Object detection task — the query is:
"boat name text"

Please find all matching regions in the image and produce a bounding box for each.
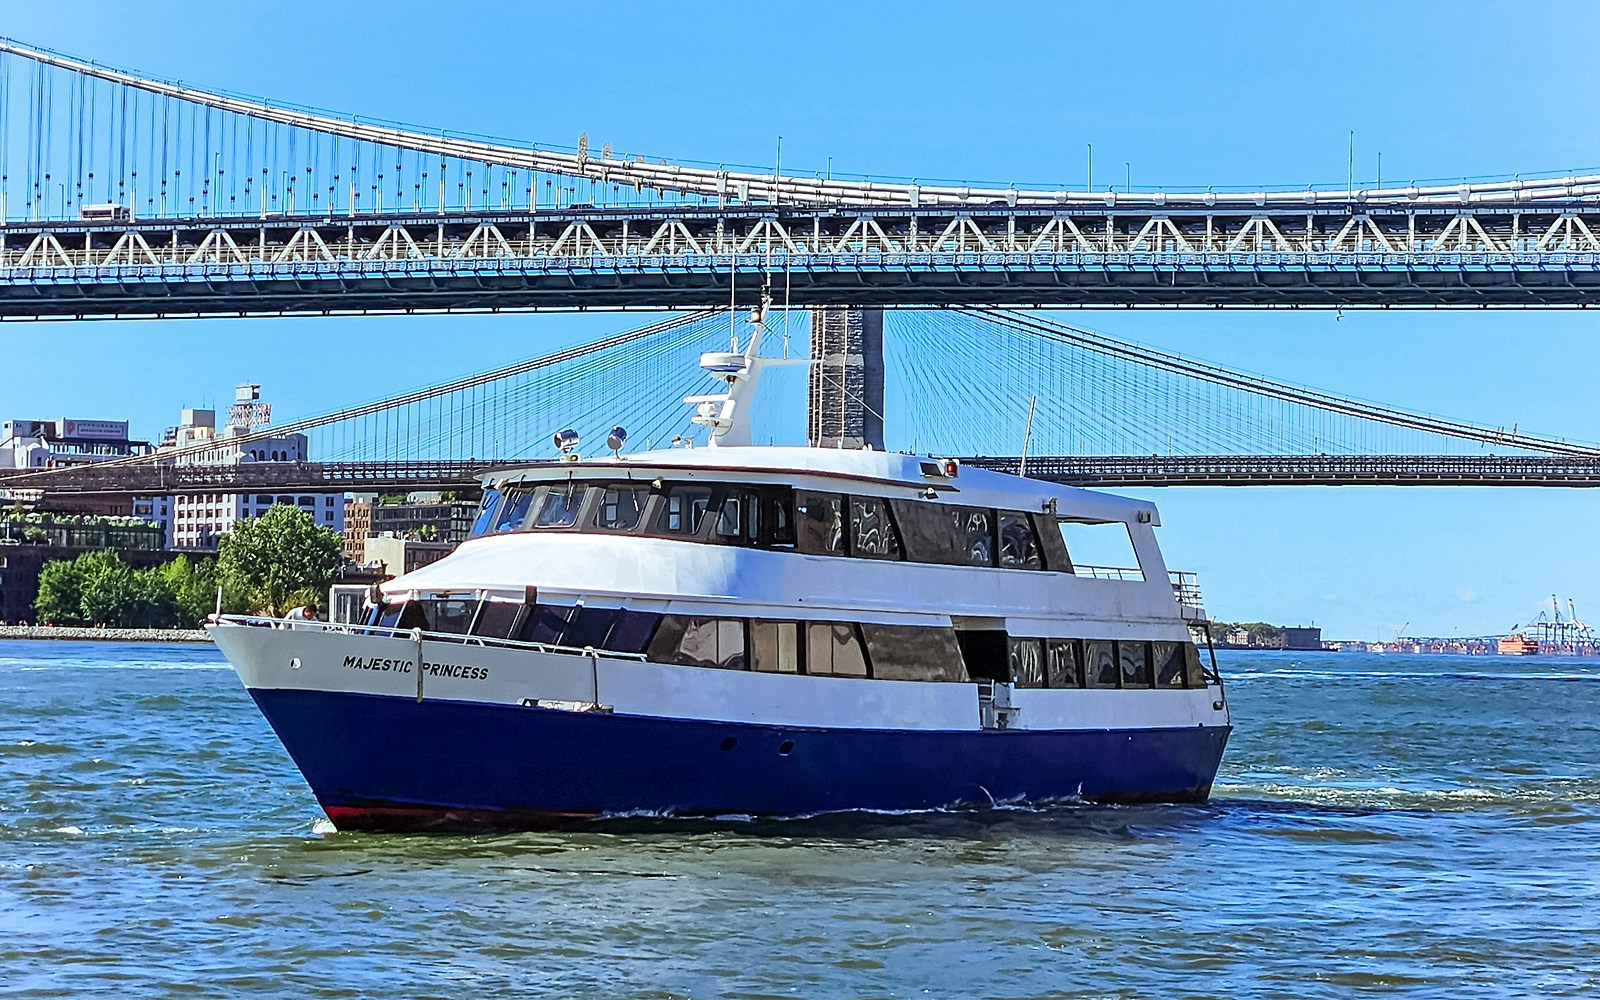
[342,655,489,681]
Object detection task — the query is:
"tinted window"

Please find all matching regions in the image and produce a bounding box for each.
[1085,639,1119,688]
[564,607,617,648]
[534,487,582,528]
[595,486,649,531]
[859,624,968,682]
[1046,640,1083,688]
[850,496,902,560]
[808,622,869,677]
[518,604,575,645]
[1009,637,1045,687]
[1120,641,1151,687]
[420,599,477,635]
[715,491,761,544]
[1154,641,1187,687]
[607,611,660,653]
[765,493,796,548]
[889,499,960,564]
[494,491,534,532]
[1185,643,1207,688]
[660,487,713,535]
[649,616,745,669]
[796,492,844,554]
[473,600,522,639]
[999,513,1042,570]
[752,620,801,673]
[958,508,994,566]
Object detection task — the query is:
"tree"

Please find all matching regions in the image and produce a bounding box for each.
[157,555,248,626]
[218,505,346,616]
[34,557,86,625]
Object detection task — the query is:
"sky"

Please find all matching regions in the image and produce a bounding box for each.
[2,0,1598,639]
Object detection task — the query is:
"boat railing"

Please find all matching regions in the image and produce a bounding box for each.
[207,613,650,661]
[1168,570,1205,616]
[1072,564,1145,582]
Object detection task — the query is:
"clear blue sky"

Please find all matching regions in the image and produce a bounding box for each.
[4,0,1598,639]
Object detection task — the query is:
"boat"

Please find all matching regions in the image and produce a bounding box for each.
[1496,634,1538,656]
[208,307,1233,830]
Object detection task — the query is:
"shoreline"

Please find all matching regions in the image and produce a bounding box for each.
[0,625,211,643]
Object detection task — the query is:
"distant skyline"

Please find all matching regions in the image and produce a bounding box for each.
[3,0,1598,639]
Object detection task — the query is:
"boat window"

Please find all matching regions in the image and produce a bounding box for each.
[1046,639,1083,688]
[563,607,617,649]
[1154,641,1187,687]
[660,486,714,535]
[517,604,575,645]
[850,496,903,560]
[1009,637,1046,687]
[470,489,502,537]
[533,485,582,528]
[472,600,522,639]
[1084,639,1119,688]
[955,629,1011,682]
[419,598,477,635]
[376,602,405,630]
[807,622,870,677]
[859,624,968,682]
[494,490,534,532]
[1057,519,1144,581]
[649,616,746,669]
[796,491,844,554]
[958,508,995,567]
[751,620,801,673]
[889,499,960,564]
[715,490,764,544]
[999,513,1042,570]
[765,492,796,548]
[1120,641,1151,688]
[1032,513,1072,572]
[1184,642,1207,688]
[607,611,660,654]
[595,485,649,531]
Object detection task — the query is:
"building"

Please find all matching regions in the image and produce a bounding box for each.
[343,497,374,563]
[0,516,167,624]
[1,417,156,518]
[1281,626,1324,651]
[159,385,344,550]
[370,492,478,545]
[363,534,453,576]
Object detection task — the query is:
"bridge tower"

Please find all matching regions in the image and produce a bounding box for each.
[808,308,885,450]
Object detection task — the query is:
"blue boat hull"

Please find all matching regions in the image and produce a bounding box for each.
[251,689,1232,831]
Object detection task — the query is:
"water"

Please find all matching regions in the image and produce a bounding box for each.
[2,641,1598,998]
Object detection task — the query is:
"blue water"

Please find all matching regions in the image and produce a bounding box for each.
[2,641,1598,998]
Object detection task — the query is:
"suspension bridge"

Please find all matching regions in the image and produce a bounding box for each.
[1,37,1599,316]
[5,308,1598,499]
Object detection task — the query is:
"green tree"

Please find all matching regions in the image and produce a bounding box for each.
[157,555,248,626]
[218,505,346,616]
[34,557,86,625]
[77,550,140,626]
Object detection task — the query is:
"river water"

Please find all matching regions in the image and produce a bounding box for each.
[1,640,1596,998]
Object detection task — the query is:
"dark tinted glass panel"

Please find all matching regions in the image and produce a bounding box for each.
[595,486,649,531]
[796,492,844,554]
[752,620,801,673]
[959,508,994,566]
[421,599,476,635]
[1085,640,1119,688]
[472,601,521,639]
[1185,643,1207,687]
[1154,641,1187,687]
[1009,638,1046,687]
[518,604,575,645]
[859,624,968,682]
[766,493,796,548]
[850,496,902,560]
[1033,513,1072,572]
[564,607,617,649]
[647,615,690,663]
[1047,640,1082,689]
[1120,641,1151,687]
[534,487,582,528]
[649,616,745,669]
[377,603,404,629]
[494,491,533,532]
[470,489,501,537]
[607,611,660,653]
[661,487,713,535]
[999,513,1042,570]
[889,499,960,564]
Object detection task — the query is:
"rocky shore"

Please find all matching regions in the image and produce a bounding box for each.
[0,625,211,643]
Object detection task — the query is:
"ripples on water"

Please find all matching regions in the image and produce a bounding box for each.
[2,640,1597,997]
